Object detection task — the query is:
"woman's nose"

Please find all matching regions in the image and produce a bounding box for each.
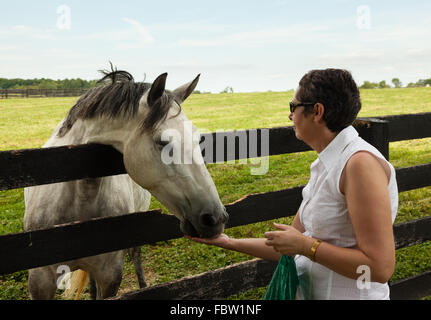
[289,112,293,121]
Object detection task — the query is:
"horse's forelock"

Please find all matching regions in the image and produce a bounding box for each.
[141,92,182,133]
[57,69,177,137]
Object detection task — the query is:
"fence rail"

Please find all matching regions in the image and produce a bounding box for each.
[4,113,431,191]
[1,198,430,276]
[0,112,430,299]
[0,88,89,99]
[0,113,408,190]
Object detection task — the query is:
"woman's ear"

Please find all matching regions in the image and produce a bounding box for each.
[314,103,325,122]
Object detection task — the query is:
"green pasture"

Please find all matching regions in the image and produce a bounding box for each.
[0,87,431,300]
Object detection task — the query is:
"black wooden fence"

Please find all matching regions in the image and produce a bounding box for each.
[0,112,431,300]
[0,88,89,99]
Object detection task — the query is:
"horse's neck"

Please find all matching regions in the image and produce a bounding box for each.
[39,117,136,218]
[44,117,135,153]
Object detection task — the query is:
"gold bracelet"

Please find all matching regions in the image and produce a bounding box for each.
[310,239,322,262]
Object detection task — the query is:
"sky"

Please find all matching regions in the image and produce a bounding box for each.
[0,0,430,93]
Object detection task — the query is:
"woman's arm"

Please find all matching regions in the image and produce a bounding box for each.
[265,152,396,283]
[338,151,395,282]
[186,211,304,262]
[185,234,282,261]
[291,209,305,233]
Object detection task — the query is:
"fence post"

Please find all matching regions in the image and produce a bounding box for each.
[358,118,390,160]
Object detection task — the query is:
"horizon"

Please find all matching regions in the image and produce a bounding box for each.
[0,75,429,92]
[1,0,430,93]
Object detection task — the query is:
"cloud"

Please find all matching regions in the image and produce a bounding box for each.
[0,25,56,40]
[148,19,228,34]
[406,48,431,58]
[317,50,387,65]
[176,26,310,47]
[122,17,154,45]
[174,18,352,48]
[70,18,154,49]
[266,73,287,79]
[163,61,254,71]
[0,45,17,51]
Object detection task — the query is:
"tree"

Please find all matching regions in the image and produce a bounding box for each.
[416,78,431,87]
[391,78,402,88]
[221,86,234,93]
[405,78,431,87]
[378,80,390,89]
[360,81,378,89]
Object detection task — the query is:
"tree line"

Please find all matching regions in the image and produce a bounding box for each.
[0,78,99,90]
[1,76,430,91]
[360,77,431,89]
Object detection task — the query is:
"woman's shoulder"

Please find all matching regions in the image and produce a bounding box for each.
[344,150,391,186]
[348,136,387,157]
[339,148,392,195]
[345,150,382,172]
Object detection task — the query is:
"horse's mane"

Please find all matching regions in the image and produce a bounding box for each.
[58,64,174,137]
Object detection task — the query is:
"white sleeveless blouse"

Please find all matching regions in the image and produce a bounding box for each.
[295,125,398,300]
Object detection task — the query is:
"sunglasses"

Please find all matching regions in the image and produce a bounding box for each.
[289,101,316,113]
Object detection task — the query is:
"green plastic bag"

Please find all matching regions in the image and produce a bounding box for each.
[263,254,299,300]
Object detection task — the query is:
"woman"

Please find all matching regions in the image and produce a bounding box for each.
[186,69,398,300]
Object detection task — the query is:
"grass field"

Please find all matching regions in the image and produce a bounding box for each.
[1,87,431,300]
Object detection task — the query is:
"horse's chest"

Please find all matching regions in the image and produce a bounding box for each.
[75,177,134,218]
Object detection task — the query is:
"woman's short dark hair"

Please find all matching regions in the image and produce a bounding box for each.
[297,68,362,132]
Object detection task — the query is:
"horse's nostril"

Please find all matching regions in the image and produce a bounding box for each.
[200,213,217,227]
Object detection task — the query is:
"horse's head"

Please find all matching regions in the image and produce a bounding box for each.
[123,73,228,238]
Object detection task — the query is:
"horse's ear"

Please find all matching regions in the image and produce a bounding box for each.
[148,73,168,106]
[172,74,200,104]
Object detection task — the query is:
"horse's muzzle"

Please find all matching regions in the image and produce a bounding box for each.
[180,208,228,239]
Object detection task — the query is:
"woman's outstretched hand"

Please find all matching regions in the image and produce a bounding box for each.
[184,233,231,249]
[264,223,312,256]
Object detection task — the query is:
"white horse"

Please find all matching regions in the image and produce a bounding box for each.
[23,67,228,299]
